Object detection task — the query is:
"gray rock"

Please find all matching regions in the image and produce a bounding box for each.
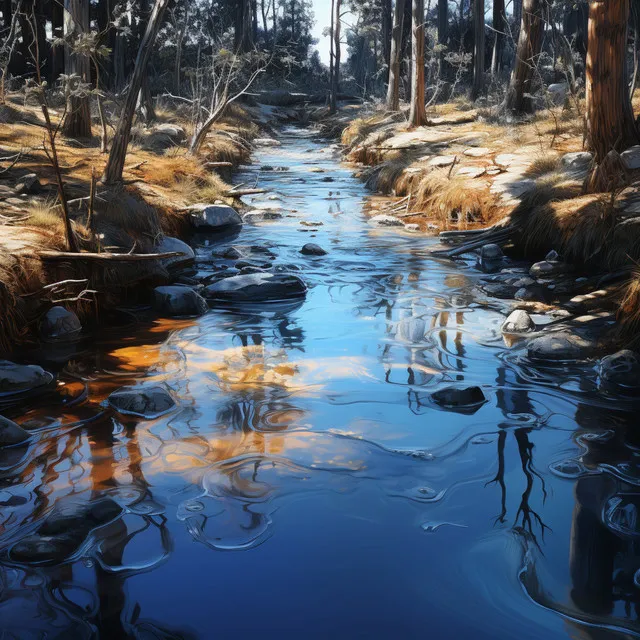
[530,260,572,278]
[431,386,487,413]
[405,223,420,232]
[242,210,283,223]
[156,236,195,271]
[154,123,186,143]
[598,350,640,390]
[204,272,307,303]
[370,214,404,227]
[235,259,272,270]
[515,287,542,301]
[480,243,504,261]
[501,310,536,334]
[0,361,53,396]
[561,152,593,171]
[14,173,41,194]
[547,82,569,105]
[108,385,177,418]
[300,243,327,256]
[481,283,517,299]
[39,306,82,342]
[527,332,596,362]
[190,205,242,231]
[221,246,244,260]
[545,249,560,262]
[621,145,640,170]
[0,416,30,447]
[153,286,208,317]
[513,276,536,288]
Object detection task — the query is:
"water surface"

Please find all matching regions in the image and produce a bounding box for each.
[1,128,639,639]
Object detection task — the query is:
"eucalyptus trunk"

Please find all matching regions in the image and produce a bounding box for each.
[408,0,426,126]
[385,0,406,110]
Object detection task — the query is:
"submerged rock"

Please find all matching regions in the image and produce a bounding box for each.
[153,285,208,318]
[527,332,596,362]
[190,205,242,231]
[530,260,572,278]
[501,310,535,334]
[300,243,327,256]
[221,246,244,260]
[480,244,504,261]
[156,236,195,271]
[243,210,283,223]
[108,385,177,418]
[9,496,123,566]
[0,416,30,447]
[598,350,640,390]
[0,361,53,397]
[204,273,307,303]
[39,306,82,342]
[370,214,404,227]
[431,386,487,413]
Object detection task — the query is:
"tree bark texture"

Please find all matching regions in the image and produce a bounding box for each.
[386,0,406,110]
[330,0,341,114]
[491,0,506,75]
[472,0,485,99]
[409,0,426,126]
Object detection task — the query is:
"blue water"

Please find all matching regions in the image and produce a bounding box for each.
[1,128,639,639]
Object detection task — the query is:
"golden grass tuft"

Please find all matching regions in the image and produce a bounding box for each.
[523,154,561,178]
[618,274,640,348]
[364,156,412,193]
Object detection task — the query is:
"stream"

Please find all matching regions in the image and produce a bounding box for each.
[1,127,639,639]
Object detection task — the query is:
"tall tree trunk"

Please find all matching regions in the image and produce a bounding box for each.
[62,0,92,138]
[102,0,170,185]
[386,0,406,110]
[409,0,425,126]
[50,0,65,83]
[471,0,485,99]
[585,0,639,191]
[513,0,523,39]
[251,0,258,42]
[112,7,127,92]
[491,0,506,75]
[329,0,334,83]
[136,0,156,123]
[381,0,392,72]
[437,0,448,77]
[504,0,544,114]
[330,0,341,114]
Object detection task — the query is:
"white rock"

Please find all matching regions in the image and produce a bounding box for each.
[463,147,491,158]
[429,155,457,167]
[501,310,536,334]
[370,214,404,227]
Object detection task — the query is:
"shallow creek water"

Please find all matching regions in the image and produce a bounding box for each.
[1,127,640,639]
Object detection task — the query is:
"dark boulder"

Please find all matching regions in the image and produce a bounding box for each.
[204,273,307,303]
[108,385,177,419]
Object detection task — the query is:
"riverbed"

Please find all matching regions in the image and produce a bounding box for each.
[1,127,638,639]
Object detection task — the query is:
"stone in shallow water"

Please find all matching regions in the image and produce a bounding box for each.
[598,350,640,390]
[0,360,53,397]
[369,214,404,227]
[243,210,283,223]
[430,386,487,413]
[221,246,244,260]
[527,331,595,362]
[0,416,30,447]
[204,272,307,303]
[153,285,208,318]
[108,385,177,418]
[39,306,82,342]
[9,497,123,565]
[604,496,640,537]
[156,236,195,271]
[480,243,504,261]
[530,260,572,278]
[190,205,242,231]
[300,243,327,256]
[501,310,535,334]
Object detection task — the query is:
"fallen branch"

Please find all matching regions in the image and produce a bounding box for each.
[224,188,268,197]
[37,250,181,262]
[205,161,234,168]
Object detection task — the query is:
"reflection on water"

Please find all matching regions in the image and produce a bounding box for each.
[1,128,639,639]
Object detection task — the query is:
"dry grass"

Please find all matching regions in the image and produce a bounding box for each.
[523,154,561,179]
[618,274,640,348]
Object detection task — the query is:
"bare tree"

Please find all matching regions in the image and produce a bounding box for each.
[491,0,506,76]
[101,0,171,185]
[505,0,545,114]
[385,0,406,110]
[409,0,426,126]
[471,0,485,99]
[329,0,342,114]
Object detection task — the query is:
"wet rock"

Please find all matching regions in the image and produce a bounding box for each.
[545,249,560,262]
[235,259,272,270]
[0,361,53,397]
[321,176,335,182]
[9,496,123,566]
[204,273,307,303]
[530,260,572,278]
[300,243,327,256]
[0,416,30,447]
[598,350,640,390]
[153,285,208,318]
[527,331,596,362]
[513,276,535,288]
[190,205,242,231]
[515,286,543,302]
[239,265,269,274]
[108,384,177,418]
[501,310,535,334]
[478,243,504,271]
[621,145,640,170]
[254,138,281,147]
[14,173,41,194]
[39,306,82,342]
[370,214,404,227]
[156,236,195,271]
[481,283,517,299]
[242,210,283,223]
[221,246,244,260]
[431,386,487,413]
